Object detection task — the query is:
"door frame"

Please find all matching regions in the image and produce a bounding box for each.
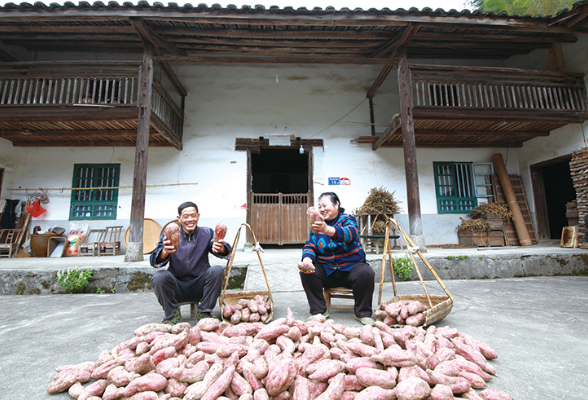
[236,137,323,245]
[530,154,572,240]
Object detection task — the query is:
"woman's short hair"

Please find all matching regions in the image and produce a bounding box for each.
[318,192,345,213]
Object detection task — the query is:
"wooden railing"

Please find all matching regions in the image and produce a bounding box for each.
[411,65,588,111]
[0,75,138,106]
[152,79,183,139]
[0,63,184,142]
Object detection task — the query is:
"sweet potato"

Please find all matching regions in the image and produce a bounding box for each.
[253,388,270,400]
[427,370,471,394]
[292,375,311,400]
[68,382,85,399]
[241,360,264,392]
[341,391,358,400]
[461,388,484,400]
[213,222,228,242]
[477,389,514,400]
[165,378,188,397]
[169,359,210,383]
[152,346,177,366]
[394,377,431,400]
[78,379,109,400]
[165,223,180,251]
[345,357,379,374]
[458,370,487,389]
[255,324,289,341]
[231,371,253,396]
[355,367,397,390]
[355,386,397,400]
[197,317,220,332]
[134,323,172,337]
[53,368,91,384]
[184,361,224,400]
[102,383,124,400]
[90,359,121,380]
[122,373,168,397]
[56,361,96,374]
[108,365,139,387]
[429,384,454,400]
[128,391,159,400]
[346,341,381,358]
[201,364,236,400]
[307,359,345,382]
[371,345,418,367]
[315,372,346,400]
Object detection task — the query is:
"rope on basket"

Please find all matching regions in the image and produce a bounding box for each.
[220,223,273,307]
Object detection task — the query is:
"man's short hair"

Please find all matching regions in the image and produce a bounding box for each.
[178,201,199,216]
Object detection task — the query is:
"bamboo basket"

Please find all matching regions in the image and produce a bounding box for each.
[219,223,274,324]
[377,217,453,327]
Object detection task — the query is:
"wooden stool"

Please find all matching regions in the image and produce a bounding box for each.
[178,301,198,318]
[324,287,354,313]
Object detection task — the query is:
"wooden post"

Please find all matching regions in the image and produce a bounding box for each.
[397,48,425,248]
[125,44,154,262]
[492,153,532,246]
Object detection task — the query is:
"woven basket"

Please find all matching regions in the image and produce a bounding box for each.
[378,294,453,327]
[377,217,454,327]
[219,223,274,325]
[219,290,274,325]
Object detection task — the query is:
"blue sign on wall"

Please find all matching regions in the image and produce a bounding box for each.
[328,177,351,185]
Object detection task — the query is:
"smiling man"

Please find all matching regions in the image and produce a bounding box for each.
[150,201,231,324]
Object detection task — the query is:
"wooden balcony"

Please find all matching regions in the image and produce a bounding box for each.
[356,65,588,149]
[0,62,183,149]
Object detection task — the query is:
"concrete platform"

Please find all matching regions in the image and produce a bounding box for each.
[1,276,586,400]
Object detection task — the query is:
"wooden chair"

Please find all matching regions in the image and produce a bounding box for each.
[98,226,123,256]
[324,286,354,313]
[78,228,106,257]
[0,229,24,258]
[178,301,199,318]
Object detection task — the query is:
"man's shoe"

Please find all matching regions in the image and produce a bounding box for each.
[356,316,375,326]
[162,308,181,325]
[307,312,329,321]
[195,312,213,321]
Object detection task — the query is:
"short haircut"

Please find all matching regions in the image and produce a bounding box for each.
[178,201,199,216]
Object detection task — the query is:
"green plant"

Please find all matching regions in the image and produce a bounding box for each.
[56,268,93,294]
[447,255,456,260]
[392,256,413,281]
[111,288,116,293]
[493,257,498,261]
[458,255,469,260]
[96,287,105,294]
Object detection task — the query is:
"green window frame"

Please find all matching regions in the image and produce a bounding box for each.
[433,162,478,214]
[69,163,120,220]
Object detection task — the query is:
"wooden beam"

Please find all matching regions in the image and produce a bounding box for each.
[369,23,419,59]
[412,129,550,137]
[414,31,577,44]
[9,141,173,147]
[397,47,423,238]
[412,107,588,122]
[367,65,394,99]
[171,36,382,48]
[366,24,419,98]
[153,55,399,65]
[0,129,142,137]
[126,43,154,262]
[373,114,401,150]
[378,142,524,148]
[154,26,394,40]
[129,17,186,57]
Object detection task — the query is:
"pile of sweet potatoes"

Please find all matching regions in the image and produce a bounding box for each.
[47,309,513,400]
[375,300,429,327]
[222,295,273,324]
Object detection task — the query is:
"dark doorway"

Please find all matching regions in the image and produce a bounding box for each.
[251,148,308,193]
[535,158,576,239]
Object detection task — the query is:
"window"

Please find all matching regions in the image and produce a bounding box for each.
[70,164,120,220]
[434,162,478,214]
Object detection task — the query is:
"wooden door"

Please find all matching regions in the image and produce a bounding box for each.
[250,192,309,244]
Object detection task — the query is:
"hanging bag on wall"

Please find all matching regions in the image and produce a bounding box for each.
[26,199,47,218]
